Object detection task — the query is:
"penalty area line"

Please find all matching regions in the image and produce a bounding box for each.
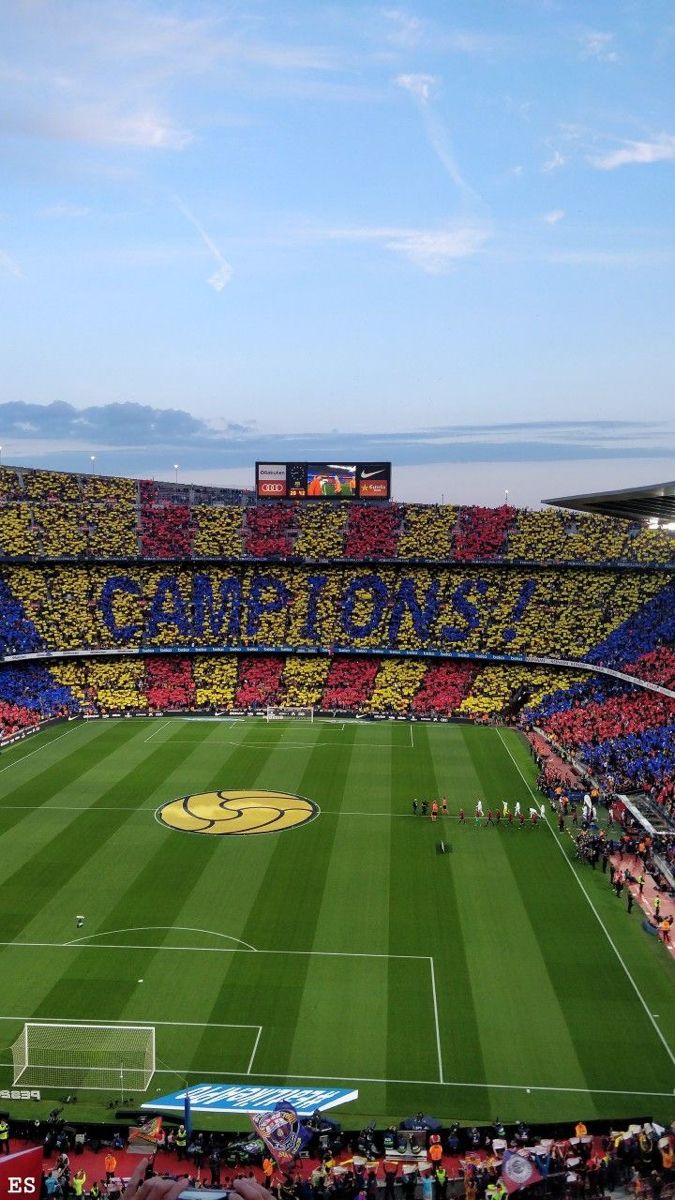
[144,720,173,743]
[496,729,675,1070]
[0,1056,667,1099]
[0,939,429,961]
[0,1059,670,1099]
[429,957,443,1084]
[0,724,81,775]
[246,1026,263,1075]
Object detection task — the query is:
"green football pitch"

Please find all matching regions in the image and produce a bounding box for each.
[0,716,673,1130]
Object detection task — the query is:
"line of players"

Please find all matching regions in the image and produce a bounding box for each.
[412,797,546,826]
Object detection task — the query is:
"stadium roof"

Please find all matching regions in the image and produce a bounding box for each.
[544,479,675,523]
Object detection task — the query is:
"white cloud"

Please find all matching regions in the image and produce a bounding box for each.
[385,226,490,271]
[174,197,233,291]
[381,12,512,57]
[542,150,565,172]
[547,248,675,267]
[590,133,675,170]
[394,74,481,204]
[326,222,491,273]
[5,106,192,150]
[0,249,22,279]
[37,202,92,218]
[542,209,565,224]
[579,31,619,63]
[394,72,438,103]
[381,8,425,48]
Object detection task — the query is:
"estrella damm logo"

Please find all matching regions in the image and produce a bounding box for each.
[157,790,319,836]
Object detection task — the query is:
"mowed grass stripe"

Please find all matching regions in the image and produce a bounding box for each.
[402,726,488,1089]
[388,725,446,1085]
[163,722,330,1068]
[0,721,175,942]
[463,727,591,1100]
[5,722,283,1023]
[286,724,394,1084]
[497,730,675,1097]
[193,724,358,1080]
[48,720,300,1077]
[26,721,290,1028]
[0,720,132,831]
[423,722,486,813]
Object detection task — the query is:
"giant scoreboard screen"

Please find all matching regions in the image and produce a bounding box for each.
[255,462,391,501]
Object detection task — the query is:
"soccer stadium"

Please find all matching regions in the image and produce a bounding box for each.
[0,460,673,1180]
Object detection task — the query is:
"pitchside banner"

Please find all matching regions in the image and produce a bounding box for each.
[143,1083,358,1115]
[255,462,391,501]
[0,1146,43,1200]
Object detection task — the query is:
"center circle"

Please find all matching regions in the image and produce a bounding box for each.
[157,790,319,836]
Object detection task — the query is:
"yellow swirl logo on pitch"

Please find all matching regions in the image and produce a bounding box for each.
[157,790,319,836]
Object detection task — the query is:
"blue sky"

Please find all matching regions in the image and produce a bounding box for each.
[1,0,674,504]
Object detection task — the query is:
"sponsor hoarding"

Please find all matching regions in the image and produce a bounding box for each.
[255,462,390,501]
[143,1083,358,1115]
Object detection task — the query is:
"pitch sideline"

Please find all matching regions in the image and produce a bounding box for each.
[496,729,675,1070]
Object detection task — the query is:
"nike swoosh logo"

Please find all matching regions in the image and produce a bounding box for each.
[361,469,385,478]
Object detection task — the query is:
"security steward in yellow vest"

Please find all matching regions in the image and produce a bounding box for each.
[0,1118,9,1154]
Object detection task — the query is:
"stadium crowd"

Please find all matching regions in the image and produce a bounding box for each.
[0,464,673,823]
[1,466,674,566]
[5,1114,675,1200]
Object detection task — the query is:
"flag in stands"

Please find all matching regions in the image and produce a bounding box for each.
[249,1101,311,1172]
[500,1151,543,1193]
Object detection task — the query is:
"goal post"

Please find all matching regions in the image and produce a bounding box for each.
[11,1022,155,1091]
[265,705,314,722]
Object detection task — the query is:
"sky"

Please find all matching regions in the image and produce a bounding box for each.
[0,0,674,505]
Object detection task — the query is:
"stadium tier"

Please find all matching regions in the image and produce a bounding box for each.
[1,464,674,564]
[0,463,673,807]
[1,486,673,824]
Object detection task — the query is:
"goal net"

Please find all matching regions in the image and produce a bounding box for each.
[266,706,314,722]
[11,1022,155,1091]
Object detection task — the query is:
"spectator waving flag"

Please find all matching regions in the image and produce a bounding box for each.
[500,1151,543,1193]
[249,1101,310,1172]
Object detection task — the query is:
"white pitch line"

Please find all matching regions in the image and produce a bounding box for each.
[246,1026,263,1075]
[0,1021,669,1099]
[0,805,155,813]
[144,720,172,743]
[148,1071,675,1099]
[64,925,257,951]
[0,724,80,774]
[0,1058,669,1098]
[496,729,675,1070]
[429,957,444,1084]
[0,1015,259,1029]
[0,1059,658,1098]
[410,724,414,749]
[0,804,454,819]
[0,939,428,961]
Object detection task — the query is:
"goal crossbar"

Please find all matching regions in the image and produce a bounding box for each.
[266,705,314,722]
[11,1022,155,1092]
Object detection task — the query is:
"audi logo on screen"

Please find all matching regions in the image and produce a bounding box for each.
[258,480,286,496]
[256,463,288,497]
